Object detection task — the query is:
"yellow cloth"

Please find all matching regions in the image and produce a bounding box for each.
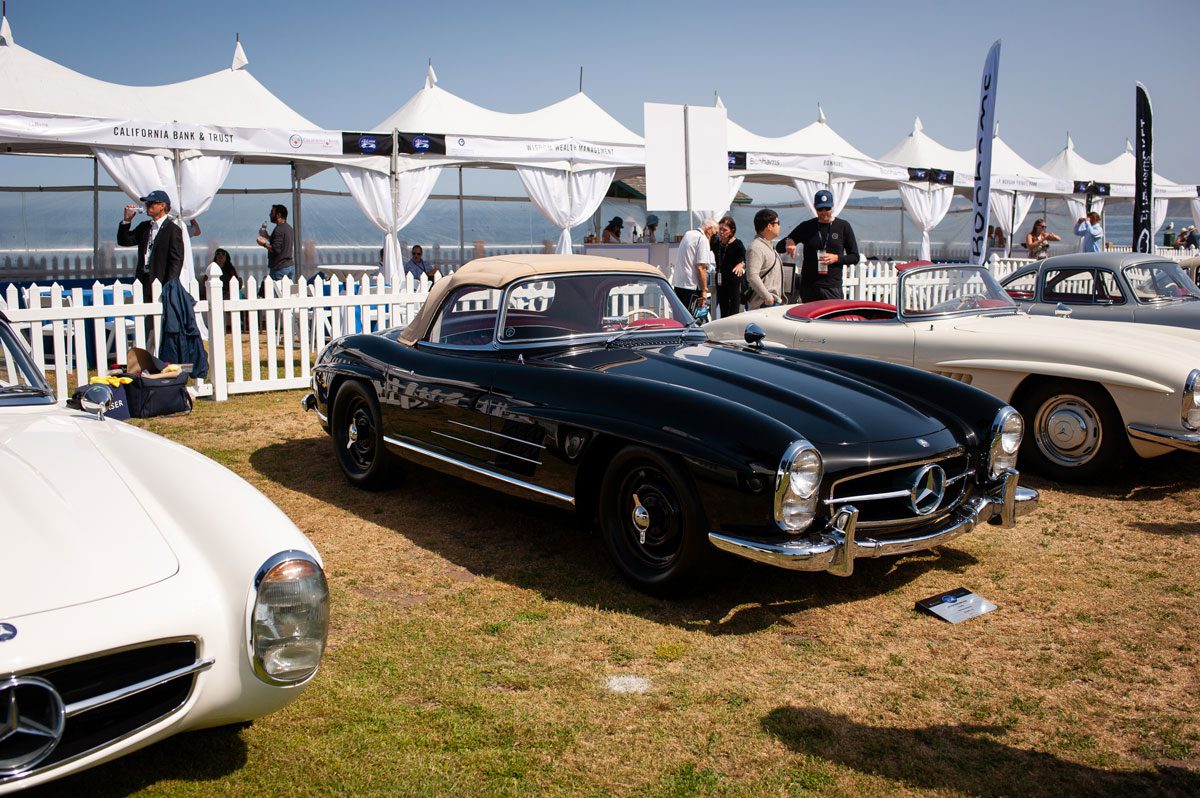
[89,375,133,386]
[161,364,182,375]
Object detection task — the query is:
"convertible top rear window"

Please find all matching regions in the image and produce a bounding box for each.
[499,273,689,342]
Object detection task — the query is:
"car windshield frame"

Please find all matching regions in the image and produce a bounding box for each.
[897,265,1018,321]
[0,317,55,406]
[1121,260,1200,304]
[494,271,697,348]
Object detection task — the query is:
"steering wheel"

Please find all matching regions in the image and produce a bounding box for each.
[626,308,661,323]
[952,293,988,311]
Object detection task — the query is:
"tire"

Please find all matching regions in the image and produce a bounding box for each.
[331,380,393,490]
[598,446,711,595]
[1017,380,1130,483]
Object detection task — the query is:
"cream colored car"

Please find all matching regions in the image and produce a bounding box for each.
[705,263,1200,483]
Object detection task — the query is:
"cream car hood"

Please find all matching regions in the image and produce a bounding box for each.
[0,409,179,619]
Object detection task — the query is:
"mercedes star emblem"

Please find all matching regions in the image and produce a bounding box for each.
[0,676,66,776]
[909,464,947,516]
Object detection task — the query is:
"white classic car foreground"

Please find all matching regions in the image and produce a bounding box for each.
[705,263,1200,482]
[0,311,329,792]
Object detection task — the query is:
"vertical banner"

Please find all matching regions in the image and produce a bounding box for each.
[971,41,1001,265]
[1133,83,1154,253]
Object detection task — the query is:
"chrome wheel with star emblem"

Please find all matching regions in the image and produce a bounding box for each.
[0,676,65,777]
[1019,380,1129,483]
[599,447,710,595]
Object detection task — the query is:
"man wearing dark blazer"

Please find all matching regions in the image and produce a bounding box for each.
[117,189,184,303]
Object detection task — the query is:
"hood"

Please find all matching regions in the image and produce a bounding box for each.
[547,341,946,445]
[0,410,179,619]
[948,312,1200,360]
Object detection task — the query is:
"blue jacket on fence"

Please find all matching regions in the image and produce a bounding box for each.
[159,279,209,380]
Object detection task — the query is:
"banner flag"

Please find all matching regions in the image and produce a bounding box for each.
[1133,83,1154,253]
[971,41,1001,265]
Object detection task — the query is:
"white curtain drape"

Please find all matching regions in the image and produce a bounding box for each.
[1065,196,1105,221]
[1152,197,1169,234]
[337,165,441,283]
[690,175,747,226]
[792,177,855,217]
[989,190,1035,256]
[897,183,953,261]
[516,166,615,254]
[1191,199,1200,232]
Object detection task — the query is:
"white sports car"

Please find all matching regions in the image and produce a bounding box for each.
[0,311,328,792]
[705,262,1200,482]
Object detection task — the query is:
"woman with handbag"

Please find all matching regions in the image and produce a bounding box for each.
[711,215,747,318]
[745,209,783,309]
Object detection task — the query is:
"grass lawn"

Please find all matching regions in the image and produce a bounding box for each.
[28,390,1200,797]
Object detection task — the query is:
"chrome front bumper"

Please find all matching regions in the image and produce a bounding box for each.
[1127,423,1200,453]
[707,470,1038,577]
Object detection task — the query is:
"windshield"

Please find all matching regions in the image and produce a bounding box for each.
[901,266,1017,319]
[0,318,54,404]
[498,273,692,343]
[1122,261,1200,303]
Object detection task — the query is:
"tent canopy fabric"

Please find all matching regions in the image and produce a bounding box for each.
[1040,136,1194,199]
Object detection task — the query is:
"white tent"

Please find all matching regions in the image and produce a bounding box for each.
[337,66,646,274]
[0,17,344,296]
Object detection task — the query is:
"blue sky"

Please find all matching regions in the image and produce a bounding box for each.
[2,0,1197,195]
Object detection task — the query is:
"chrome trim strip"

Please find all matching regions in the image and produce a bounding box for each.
[1127,423,1200,452]
[65,658,215,718]
[431,430,543,465]
[448,419,547,449]
[384,435,574,506]
[825,470,969,506]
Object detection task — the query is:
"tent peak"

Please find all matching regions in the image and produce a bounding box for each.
[714,92,724,109]
[0,15,12,46]
[817,103,826,124]
[231,38,248,70]
[425,60,438,89]
[913,116,923,133]
[993,120,1000,137]
[1124,138,1133,153]
[1066,132,1074,150]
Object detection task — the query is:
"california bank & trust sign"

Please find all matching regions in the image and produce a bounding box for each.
[111,125,235,144]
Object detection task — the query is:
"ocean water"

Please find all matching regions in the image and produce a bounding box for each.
[0,188,1193,257]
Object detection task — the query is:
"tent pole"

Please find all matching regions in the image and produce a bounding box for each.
[92,157,99,278]
[899,203,905,257]
[683,105,693,230]
[458,168,465,269]
[1008,189,1016,258]
[390,130,400,278]
[291,163,302,276]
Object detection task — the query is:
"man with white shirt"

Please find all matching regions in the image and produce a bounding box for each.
[672,217,718,311]
[117,189,184,302]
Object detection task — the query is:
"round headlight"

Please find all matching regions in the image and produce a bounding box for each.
[989,407,1023,479]
[1183,370,1200,430]
[776,441,823,532]
[789,448,822,498]
[250,551,329,686]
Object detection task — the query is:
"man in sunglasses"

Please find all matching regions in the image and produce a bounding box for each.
[778,188,859,302]
[118,189,185,303]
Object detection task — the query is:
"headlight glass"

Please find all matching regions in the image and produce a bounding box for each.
[776,441,823,532]
[1183,370,1200,430]
[250,552,329,685]
[989,407,1023,479]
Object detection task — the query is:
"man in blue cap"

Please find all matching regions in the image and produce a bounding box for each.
[117,189,184,302]
[778,188,859,302]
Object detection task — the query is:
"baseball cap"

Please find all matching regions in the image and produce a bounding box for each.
[646,214,659,225]
[814,189,834,210]
[139,189,171,205]
[608,216,624,228]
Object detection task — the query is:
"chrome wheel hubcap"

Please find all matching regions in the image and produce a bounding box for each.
[1035,395,1101,466]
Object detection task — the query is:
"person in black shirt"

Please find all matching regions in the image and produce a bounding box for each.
[778,188,859,302]
[709,215,746,318]
[256,204,295,281]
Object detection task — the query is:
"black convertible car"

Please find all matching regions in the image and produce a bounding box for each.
[304,255,1038,593]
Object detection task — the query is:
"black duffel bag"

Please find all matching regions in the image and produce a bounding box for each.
[124,369,192,418]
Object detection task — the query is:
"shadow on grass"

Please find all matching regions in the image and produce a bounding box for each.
[1130,520,1200,536]
[252,435,980,634]
[762,706,1199,798]
[23,724,247,797]
[1021,450,1200,503]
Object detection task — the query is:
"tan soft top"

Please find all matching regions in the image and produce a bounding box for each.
[398,254,665,345]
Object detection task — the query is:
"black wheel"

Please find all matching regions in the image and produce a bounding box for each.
[598,446,711,595]
[331,380,393,489]
[1017,380,1130,483]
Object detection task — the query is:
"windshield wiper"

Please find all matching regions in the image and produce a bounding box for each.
[0,384,52,395]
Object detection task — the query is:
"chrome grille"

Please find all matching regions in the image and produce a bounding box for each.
[0,640,210,785]
[825,451,972,532]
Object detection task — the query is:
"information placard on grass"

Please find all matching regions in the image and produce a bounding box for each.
[915,587,997,623]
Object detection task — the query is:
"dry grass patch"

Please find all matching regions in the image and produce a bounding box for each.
[28,390,1200,797]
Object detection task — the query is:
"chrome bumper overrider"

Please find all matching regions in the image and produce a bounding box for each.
[707,471,1038,577]
[1127,423,1200,452]
[301,392,327,423]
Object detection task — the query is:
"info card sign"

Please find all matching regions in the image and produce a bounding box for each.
[915,587,996,624]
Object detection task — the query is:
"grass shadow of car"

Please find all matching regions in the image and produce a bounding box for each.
[1020,451,1200,502]
[761,706,1199,798]
[22,724,248,798]
[251,436,981,635]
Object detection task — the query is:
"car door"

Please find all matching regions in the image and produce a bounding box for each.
[794,320,916,367]
[380,284,501,469]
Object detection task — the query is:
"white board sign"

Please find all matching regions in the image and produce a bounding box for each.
[643,103,728,213]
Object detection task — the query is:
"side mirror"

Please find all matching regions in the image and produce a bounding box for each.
[80,383,115,420]
[1054,303,1073,318]
[744,323,766,348]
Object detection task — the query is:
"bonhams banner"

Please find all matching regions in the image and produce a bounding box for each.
[1133,83,1154,253]
[971,41,1000,265]
[0,110,344,156]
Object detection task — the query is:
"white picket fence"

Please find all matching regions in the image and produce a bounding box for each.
[2,268,435,403]
[1,258,1040,404]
